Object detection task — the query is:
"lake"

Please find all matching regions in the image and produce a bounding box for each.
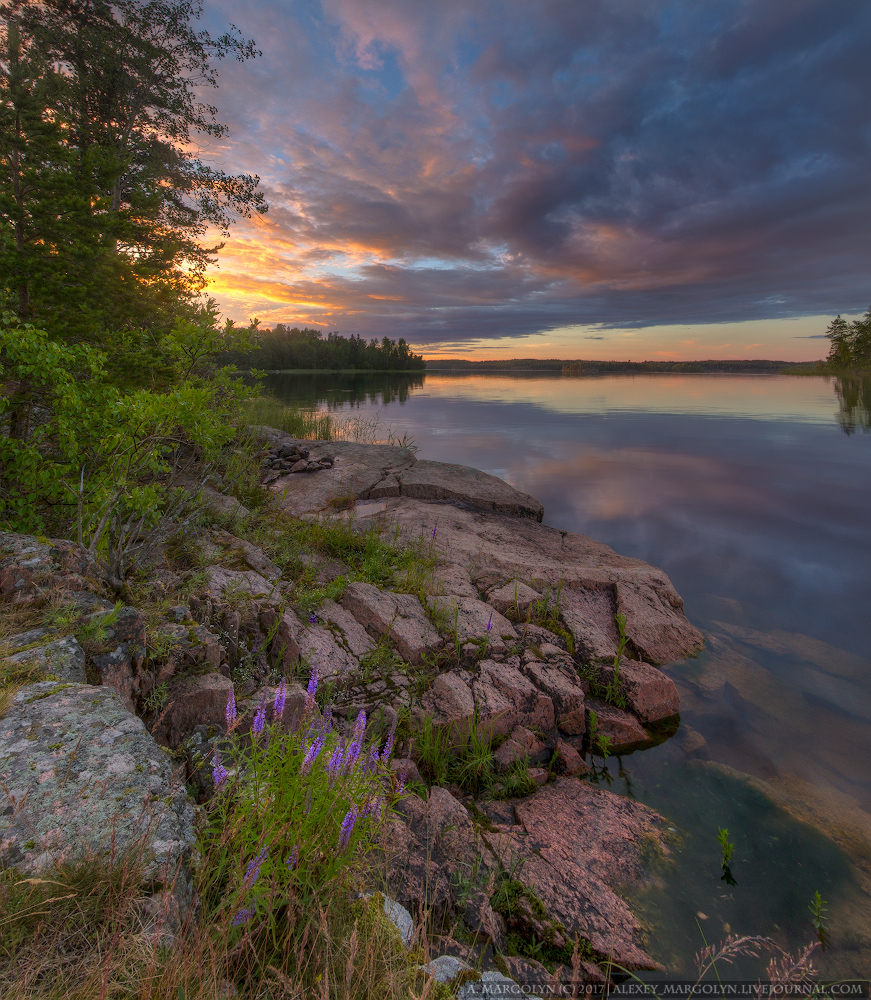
[262,370,871,980]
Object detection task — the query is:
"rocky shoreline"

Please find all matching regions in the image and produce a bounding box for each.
[0,429,706,987]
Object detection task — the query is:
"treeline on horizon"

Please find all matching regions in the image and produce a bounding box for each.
[225,325,427,371]
[423,358,821,373]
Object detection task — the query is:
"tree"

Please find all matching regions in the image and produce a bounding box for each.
[0,0,267,337]
[824,308,871,370]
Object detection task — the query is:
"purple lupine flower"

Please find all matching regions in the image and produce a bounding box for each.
[343,740,361,774]
[338,806,358,850]
[232,907,254,927]
[285,845,299,871]
[252,700,266,737]
[212,755,229,789]
[323,705,333,732]
[273,679,286,721]
[353,709,366,743]
[225,686,236,729]
[364,796,382,819]
[309,612,318,624]
[243,845,269,888]
[381,717,397,762]
[327,743,345,779]
[396,762,410,796]
[432,522,438,540]
[300,732,326,775]
[306,665,318,704]
[486,611,493,633]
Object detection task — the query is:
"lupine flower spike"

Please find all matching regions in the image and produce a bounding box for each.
[212,754,228,789]
[306,665,319,707]
[252,700,266,737]
[232,907,254,927]
[273,679,286,721]
[225,686,236,729]
[285,845,299,870]
[381,717,397,762]
[353,709,367,743]
[243,845,269,889]
[301,732,326,775]
[309,612,318,624]
[432,522,438,540]
[338,806,358,850]
[486,611,493,633]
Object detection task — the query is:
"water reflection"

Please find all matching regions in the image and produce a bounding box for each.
[261,370,423,410]
[834,374,871,434]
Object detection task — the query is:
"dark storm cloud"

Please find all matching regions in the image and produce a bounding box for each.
[202,0,871,345]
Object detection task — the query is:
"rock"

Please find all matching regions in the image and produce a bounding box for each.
[368,474,401,498]
[554,739,589,776]
[0,531,101,601]
[493,725,549,772]
[184,724,232,802]
[487,579,542,616]
[199,485,250,519]
[341,582,441,664]
[615,580,705,665]
[364,891,415,947]
[377,499,704,666]
[421,954,475,983]
[258,608,302,670]
[585,699,649,751]
[529,767,549,786]
[419,670,477,742]
[0,682,195,913]
[397,460,544,521]
[517,623,569,652]
[518,658,586,734]
[147,621,226,689]
[508,778,666,970]
[559,586,621,662]
[5,636,86,684]
[591,659,680,723]
[151,671,233,748]
[206,530,282,580]
[317,599,376,659]
[476,659,555,731]
[428,595,517,645]
[92,643,146,712]
[462,889,506,949]
[204,565,278,603]
[676,725,710,760]
[390,757,422,787]
[287,609,363,681]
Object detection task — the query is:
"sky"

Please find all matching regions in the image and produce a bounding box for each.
[195,0,871,361]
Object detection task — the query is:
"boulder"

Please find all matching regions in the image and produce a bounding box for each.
[204,565,278,603]
[508,778,667,970]
[0,682,195,912]
[317,599,377,659]
[418,670,477,742]
[279,607,363,681]
[205,530,282,580]
[493,725,549,771]
[486,579,542,616]
[554,739,589,777]
[5,635,86,684]
[375,498,704,666]
[428,595,517,646]
[147,620,226,689]
[341,582,441,664]
[396,460,544,521]
[0,531,101,602]
[258,608,302,670]
[518,658,586,734]
[476,659,555,731]
[591,659,680,723]
[585,699,649,751]
[151,671,233,748]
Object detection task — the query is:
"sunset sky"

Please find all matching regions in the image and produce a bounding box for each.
[196,0,870,361]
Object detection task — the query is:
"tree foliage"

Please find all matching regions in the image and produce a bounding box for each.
[824,308,871,370]
[229,325,427,371]
[0,0,266,337]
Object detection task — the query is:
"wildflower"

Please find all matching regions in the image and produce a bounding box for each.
[343,740,361,774]
[309,612,318,624]
[252,701,266,737]
[327,743,345,779]
[225,686,236,729]
[285,845,299,871]
[431,522,438,540]
[301,733,325,775]
[381,717,397,762]
[364,795,382,819]
[486,611,493,633]
[352,709,366,743]
[362,745,380,774]
[306,665,319,706]
[232,907,254,927]
[396,762,409,796]
[273,679,286,721]
[338,806,358,850]
[243,845,269,889]
[212,755,229,789]
[323,705,333,732]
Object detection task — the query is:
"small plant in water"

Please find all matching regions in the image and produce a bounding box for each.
[718,826,738,886]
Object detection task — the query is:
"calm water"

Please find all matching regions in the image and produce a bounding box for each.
[263,371,871,979]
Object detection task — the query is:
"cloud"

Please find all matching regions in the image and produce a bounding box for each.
[794,334,830,339]
[200,0,871,349]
